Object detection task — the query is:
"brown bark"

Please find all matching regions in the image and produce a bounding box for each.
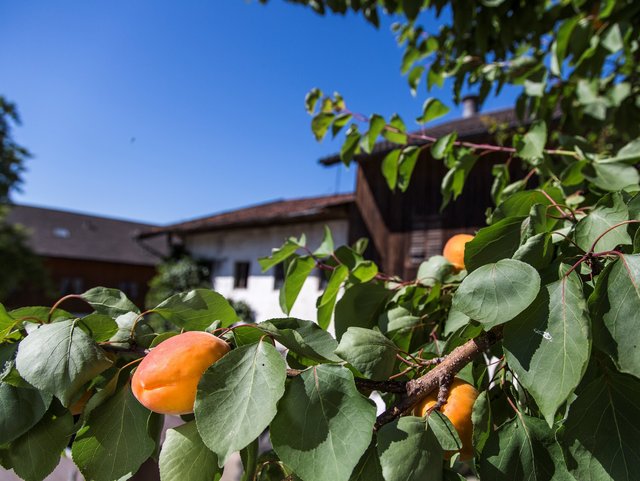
[374,326,503,429]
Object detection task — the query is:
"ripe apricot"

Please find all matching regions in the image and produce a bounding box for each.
[442,234,474,270]
[131,331,230,415]
[414,378,479,460]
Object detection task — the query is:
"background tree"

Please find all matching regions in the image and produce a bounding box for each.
[146,252,255,323]
[0,97,49,303]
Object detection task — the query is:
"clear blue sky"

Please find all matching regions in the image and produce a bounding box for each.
[1,1,517,225]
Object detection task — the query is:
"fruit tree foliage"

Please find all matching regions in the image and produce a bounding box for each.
[2,0,640,480]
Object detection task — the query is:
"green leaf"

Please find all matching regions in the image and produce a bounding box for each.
[490,189,561,224]
[149,331,178,348]
[381,149,401,190]
[398,146,420,192]
[574,192,631,253]
[334,245,363,269]
[280,256,316,315]
[589,161,640,191]
[108,311,155,348]
[465,216,525,272]
[416,255,454,286]
[351,260,379,283]
[428,410,462,451]
[606,138,640,165]
[16,320,112,406]
[159,421,221,481]
[77,313,119,342]
[72,385,155,481]
[6,409,74,481]
[195,341,286,465]
[335,327,399,380]
[408,65,425,96]
[504,273,591,426]
[313,226,334,257]
[334,283,390,340]
[341,125,361,165]
[377,416,443,481]
[452,259,540,328]
[444,309,471,336]
[147,411,164,462]
[440,150,478,209]
[81,287,139,317]
[349,441,384,481]
[551,17,579,75]
[472,390,491,455]
[240,438,259,481]
[601,23,623,52]
[515,121,547,162]
[317,264,349,330]
[305,88,322,114]
[271,365,376,481]
[431,132,457,160]
[332,113,352,138]
[312,112,335,141]
[417,98,449,124]
[521,203,556,242]
[524,79,546,97]
[259,236,304,271]
[382,114,407,145]
[0,382,51,444]
[512,233,554,270]
[427,67,444,90]
[258,318,340,362]
[365,114,386,153]
[0,304,16,342]
[8,306,73,324]
[564,371,640,481]
[0,342,17,372]
[154,289,239,330]
[378,305,421,351]
[478,414,555,480]
[591,254,640,378]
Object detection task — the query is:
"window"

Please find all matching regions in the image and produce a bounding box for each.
[273,263,285,290]
[53,227,71,238]
[234,261,250,289]
[118,281,139,300]
[59,277,84,296]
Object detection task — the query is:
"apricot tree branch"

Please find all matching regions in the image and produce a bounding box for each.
[47,294,93,322]
[343,109,579,159]
[374,326,503,430]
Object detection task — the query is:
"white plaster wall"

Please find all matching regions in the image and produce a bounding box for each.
[184,220,348,327]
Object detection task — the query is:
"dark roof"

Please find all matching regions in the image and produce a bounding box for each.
[7,204,168,265]
[140,193,355,238]
[320,107,520,165]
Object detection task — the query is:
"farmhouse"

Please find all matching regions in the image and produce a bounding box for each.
[139,194,353,323]
[5,204,167,310]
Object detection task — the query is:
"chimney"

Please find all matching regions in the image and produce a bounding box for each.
[461,95,479,118]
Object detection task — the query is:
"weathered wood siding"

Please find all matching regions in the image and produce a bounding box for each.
[349,139,517,278]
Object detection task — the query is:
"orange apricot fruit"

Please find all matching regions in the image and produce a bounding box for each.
[442,234,474,270]
[414,378,479,461]
[131,331,230,415]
